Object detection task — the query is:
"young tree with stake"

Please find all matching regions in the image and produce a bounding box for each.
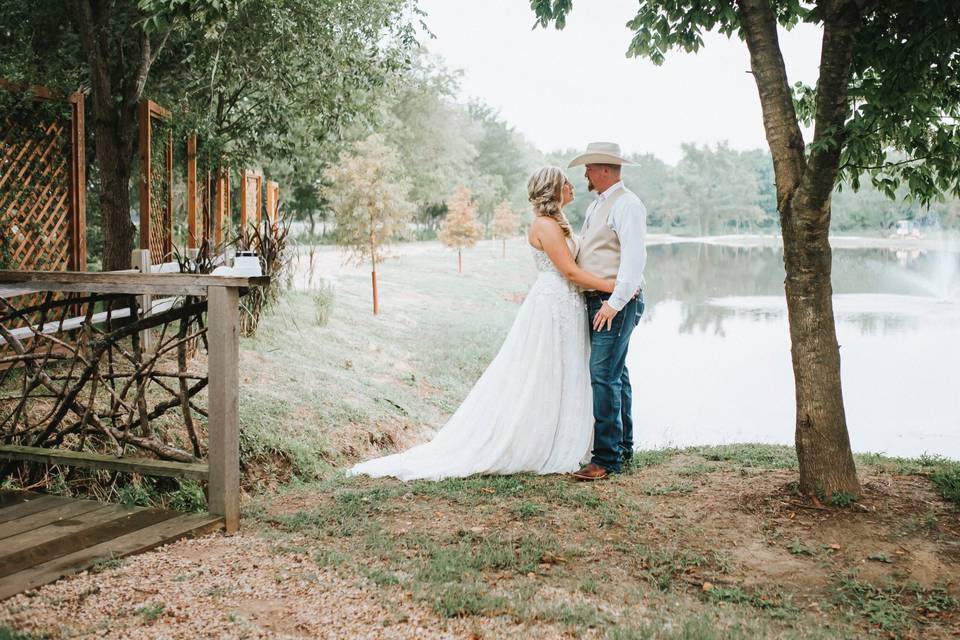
[491,201,521,257]
[323,135,413,314]
[439,186,482,272]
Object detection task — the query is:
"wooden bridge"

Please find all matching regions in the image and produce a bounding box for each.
[0,268,266,600]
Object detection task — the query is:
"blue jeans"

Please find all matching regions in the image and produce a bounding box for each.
[586,292,644,473]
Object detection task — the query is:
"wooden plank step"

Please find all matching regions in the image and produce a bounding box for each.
[0,445,209,480]
[0,504,179,578]
[0,512,223,600]
[0,497,107,541]
[0,495,74,525]
[0,490,40,508]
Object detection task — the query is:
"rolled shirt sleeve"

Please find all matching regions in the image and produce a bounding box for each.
[606,195,648,311]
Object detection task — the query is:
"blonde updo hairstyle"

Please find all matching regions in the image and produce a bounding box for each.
[527,166,573,238]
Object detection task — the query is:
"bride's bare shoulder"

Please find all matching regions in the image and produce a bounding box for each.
[531,216,563,236]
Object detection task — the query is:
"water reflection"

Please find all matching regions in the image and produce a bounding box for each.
[629,241,960,459]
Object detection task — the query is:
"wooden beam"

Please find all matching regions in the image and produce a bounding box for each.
[215,171,223,245]
[138,99,152,253]
[187,134,198,249]
[207,285,240,534]
[0,445,209,480]
[69,91,86,271]
[0,270,268,297]
[165,129,173,261]
[131,249,153,352]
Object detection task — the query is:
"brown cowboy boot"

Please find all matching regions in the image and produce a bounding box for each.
[571,462,609,481]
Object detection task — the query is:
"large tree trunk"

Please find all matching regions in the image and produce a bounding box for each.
[93,118,137,271]
[74,0,164,271]
[739,0,863,498]
[781,199,859,496]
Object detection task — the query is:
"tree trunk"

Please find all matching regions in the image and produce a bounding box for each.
[739,0,862,498]
[74,0,165,272]
[502,238,506,258]
[94,121,137,271]
[457,249,462,273]
[781,200,859,497]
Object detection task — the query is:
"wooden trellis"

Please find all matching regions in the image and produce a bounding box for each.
[0,82,86,273]
[138,100,173,264]
[265,180,280,228]
[239,170,262,237]
[186,134,219,253]
[214,169,230,246]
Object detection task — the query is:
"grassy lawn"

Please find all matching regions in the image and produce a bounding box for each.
[234,239,959,638]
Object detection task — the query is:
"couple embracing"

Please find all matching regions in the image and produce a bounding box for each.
[350,142,646,482]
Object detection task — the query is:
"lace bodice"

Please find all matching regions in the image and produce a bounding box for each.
[531,236,580,273]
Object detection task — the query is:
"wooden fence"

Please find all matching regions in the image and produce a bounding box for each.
[0,269,268,534]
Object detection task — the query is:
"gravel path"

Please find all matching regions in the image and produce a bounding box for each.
[0,533,475,639]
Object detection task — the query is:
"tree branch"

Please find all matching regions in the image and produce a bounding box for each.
[801,0,866,209]
[737,0,807,211]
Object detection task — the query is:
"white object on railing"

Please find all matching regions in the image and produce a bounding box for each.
[212,251,262,278]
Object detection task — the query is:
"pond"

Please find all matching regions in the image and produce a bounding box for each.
[629,237,960,460]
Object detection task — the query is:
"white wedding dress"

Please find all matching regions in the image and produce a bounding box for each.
[348,239,593,481]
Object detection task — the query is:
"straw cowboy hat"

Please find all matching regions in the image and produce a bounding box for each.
[567,141,636,168]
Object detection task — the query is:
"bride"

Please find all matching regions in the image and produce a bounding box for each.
[348,166,614,481]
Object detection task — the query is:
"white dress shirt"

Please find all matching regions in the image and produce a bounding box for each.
[581,181,648,311]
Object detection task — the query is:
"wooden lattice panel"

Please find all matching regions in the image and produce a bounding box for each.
[0,87,85,272]
[239,170,262,236]
[265,180,279,228]
[138,100,172,264]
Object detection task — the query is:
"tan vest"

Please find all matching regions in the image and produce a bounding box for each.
[577,189,627,286]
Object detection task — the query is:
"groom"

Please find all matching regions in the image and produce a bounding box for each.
[569,142,648,481]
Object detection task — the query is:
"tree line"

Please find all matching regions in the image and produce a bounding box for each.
[313,50,960,246]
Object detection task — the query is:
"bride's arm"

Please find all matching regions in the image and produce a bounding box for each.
[533,218,616,293]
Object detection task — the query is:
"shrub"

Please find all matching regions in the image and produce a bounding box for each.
[312,281,335,326]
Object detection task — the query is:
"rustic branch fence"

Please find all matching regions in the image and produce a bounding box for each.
[0,269,267,534]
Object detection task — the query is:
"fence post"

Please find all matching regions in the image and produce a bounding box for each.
[138,102,152,257]
[207,285,240,533]
[187,134,198,250]
[131,249,153,353]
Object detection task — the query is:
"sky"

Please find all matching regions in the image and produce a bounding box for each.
[417,0,824,164]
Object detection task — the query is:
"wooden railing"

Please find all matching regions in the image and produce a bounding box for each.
[0,269,268,534]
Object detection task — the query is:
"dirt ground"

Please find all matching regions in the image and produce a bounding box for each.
[2,449,957,639]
